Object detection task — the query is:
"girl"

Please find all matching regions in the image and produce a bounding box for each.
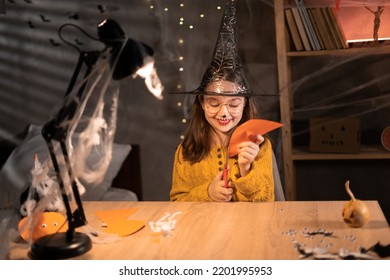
[170,79,275,202]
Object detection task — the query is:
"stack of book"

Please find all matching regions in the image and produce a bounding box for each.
[284,0,348,51]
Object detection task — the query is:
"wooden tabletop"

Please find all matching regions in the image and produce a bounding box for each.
[8,201,390,260]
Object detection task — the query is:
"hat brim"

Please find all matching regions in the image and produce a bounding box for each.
[168,89,279,97]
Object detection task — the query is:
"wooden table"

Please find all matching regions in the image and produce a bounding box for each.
[7,201,390,260]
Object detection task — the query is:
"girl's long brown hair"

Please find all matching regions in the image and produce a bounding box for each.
[181,95,260,164]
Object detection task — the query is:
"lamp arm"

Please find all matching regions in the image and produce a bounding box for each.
[60,140,88,231]
[42,136,87,238]
[41,50,101,237]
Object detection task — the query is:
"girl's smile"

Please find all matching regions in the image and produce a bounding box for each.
[215,116,232,126]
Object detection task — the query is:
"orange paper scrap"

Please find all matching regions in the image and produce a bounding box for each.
[102,220,145,237]
[94,208,139,223]
[229,119,283,157]
[93,208,145,237]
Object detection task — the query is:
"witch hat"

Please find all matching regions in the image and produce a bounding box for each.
[171,0,254,96]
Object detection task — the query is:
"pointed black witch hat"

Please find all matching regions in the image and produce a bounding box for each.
[171,0,256,96]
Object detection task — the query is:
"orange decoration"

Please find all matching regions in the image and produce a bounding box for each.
[18,212,68,242]
[94,208,139,223]
[94,208,145,236]
[229,119,283,157]
[102,220,145,237]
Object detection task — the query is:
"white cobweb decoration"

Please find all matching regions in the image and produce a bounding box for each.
[17,53,122,247]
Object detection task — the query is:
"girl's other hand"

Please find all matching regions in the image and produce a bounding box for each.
[237,134,264,176]
[208,171,234,202]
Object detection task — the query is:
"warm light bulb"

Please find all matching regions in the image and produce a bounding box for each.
[179,39,184,44]
[134,57,164,100]
[149,5,154,9]
[180,135,184,140]
[189,25,194,29]
[179,67,184,72]
[179,56,184,61]
[182,119,187,124]
[200,14,205,18]
[164,7,169,11]
[177,102,182,107]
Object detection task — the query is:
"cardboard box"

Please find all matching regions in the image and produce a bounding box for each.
[309,118,360,153]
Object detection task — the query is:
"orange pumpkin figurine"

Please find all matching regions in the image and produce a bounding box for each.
[342,180,370,228]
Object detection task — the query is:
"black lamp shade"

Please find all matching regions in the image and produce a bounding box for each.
[110,39,154,80]
[97,19,125,47]
[97,18,154,80]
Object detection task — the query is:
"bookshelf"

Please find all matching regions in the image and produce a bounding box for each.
[274,0,390,200]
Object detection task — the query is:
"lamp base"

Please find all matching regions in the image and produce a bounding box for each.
[29,232,92,260]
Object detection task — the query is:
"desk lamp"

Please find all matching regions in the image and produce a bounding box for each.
[29,19,163,259]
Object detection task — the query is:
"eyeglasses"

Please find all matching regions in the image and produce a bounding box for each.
[203,98,245,114]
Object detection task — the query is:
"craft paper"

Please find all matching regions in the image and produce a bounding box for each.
[94,208,139,223]
[229,119,283,157]
[18,212,68,242]
[94,208,145,236]
[102,220,145,237]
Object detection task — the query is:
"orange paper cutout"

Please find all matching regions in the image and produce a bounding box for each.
[18,212,68,242]
[94,208,139,223]
[229,119,283,157]
[102,220,145,237]
[94,208,145,236]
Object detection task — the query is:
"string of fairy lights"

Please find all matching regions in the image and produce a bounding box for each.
[147,0,224,140]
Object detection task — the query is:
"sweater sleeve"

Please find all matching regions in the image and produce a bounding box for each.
[170,145,212,202]
[230,138,275,202]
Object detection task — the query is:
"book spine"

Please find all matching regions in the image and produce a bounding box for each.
[307,8,325,50]
[328,7,349,49]
[291,7,312,51]
[322,7,343,49]
[285,8,304,51]
[296,0,321,50]
[320,7,338,49]
[311,8,333,50]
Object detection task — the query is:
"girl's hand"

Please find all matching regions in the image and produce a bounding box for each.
[208,171,234,202]
[237,134,264,177]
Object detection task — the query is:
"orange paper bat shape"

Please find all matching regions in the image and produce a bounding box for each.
[18,212,68,242]
[94,208,145,237]
[102,220,145,237]
[229,119,283,157]
[94,208,139,223]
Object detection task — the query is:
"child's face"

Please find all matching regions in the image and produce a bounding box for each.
[202,81,245,134]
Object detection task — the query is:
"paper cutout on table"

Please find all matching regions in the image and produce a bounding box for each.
[229,119,283,157]
[18,212,68,242]
[283,226,389,259]
[102,220,145,237]
[94,208,139,223]
[149,212,182,237]
[93,208,145,236]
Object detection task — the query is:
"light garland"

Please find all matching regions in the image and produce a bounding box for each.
[147,0,223,139]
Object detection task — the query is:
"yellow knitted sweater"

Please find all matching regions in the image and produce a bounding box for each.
[170,138,275,202]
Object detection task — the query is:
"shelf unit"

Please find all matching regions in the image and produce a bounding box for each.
[273,0,390,200]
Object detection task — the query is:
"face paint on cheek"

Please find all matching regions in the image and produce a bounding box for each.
[204,104,243,133]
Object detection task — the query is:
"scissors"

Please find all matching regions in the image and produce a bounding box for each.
[223,128,235,188]
[223,145,229,188]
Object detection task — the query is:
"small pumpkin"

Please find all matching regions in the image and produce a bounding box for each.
[342,180,370,228]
